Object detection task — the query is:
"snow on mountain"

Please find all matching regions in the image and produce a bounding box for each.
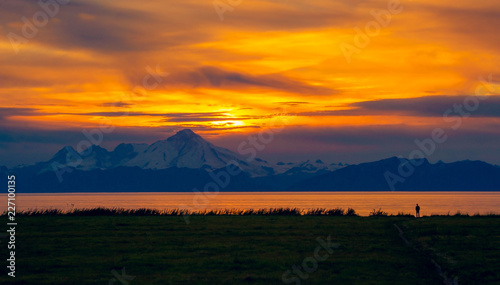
[110,143,149,165]
[18,129,344,177]
[123,129,221,169]
[273,159,348,175]
[28,129,272,177]
[39,145,115,172]
[121,129,272,176]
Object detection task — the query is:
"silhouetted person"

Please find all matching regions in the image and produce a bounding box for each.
[415,204,420,217]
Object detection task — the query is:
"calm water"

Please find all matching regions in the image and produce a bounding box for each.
[3,192,499,216]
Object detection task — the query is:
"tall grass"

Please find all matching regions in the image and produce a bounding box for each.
[3,207,360,217]
[4,208,497,217]
[430,211,500,217]
[393,211,414,217]
[369,208,388,216]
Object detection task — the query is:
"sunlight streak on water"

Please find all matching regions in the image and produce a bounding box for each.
[3,192,499,216]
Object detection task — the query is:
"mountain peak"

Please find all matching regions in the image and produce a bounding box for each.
[182,129,194,132]
[177,129,196,136]
[50,145,77,162]
[168,129,202,142]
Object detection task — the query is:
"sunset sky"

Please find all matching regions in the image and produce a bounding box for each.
[1,0,499,167]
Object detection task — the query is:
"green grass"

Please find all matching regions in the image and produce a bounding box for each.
[0,214,498,284]
[400,216,500,284]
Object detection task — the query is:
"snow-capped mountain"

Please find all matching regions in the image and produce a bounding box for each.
[33,129,273,177]
[44,144,118,171]
[272,160,348,175]
[120,129,272,176]
[19,129,347,178]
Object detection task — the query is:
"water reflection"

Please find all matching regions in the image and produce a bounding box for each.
[3,192,499,216]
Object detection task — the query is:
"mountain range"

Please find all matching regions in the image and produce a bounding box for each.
[1,129,499,192]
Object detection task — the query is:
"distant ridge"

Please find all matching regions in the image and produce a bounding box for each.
[4,130,500,192]
[288,157,500,191]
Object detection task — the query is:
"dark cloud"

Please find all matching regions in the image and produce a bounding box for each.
[295,96,500,117]
[409,4,500,52]
[0,125,172,145]
[352,96,500,117]
[100,102,132,108]
[76,112,164,117]
[1,0,189,52]
[212,124,500,165]
[58,111,260,123]
[0,73,49,88]
[0,107,40,121]
[171,125,260,133]
[163,66,336,95]
[216,1,368,31]
[165,117,254,123]
[53,111,219,117]
[157,112,226,118]
[275,101,311,106]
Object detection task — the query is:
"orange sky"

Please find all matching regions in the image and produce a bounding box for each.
[1,0,499,165]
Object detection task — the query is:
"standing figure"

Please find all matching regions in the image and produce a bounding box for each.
[415,203,420,217]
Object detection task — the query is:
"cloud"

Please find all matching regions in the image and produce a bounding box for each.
[210,123,500,165]
[409,4,500,52]
[164,117,254,123]
[352,96,500,117]
[0,107,40,121]
[0,0,203,53]
[162,66,336,95]
[100,102,132,108]
[0,73,49,88]
[275,101,311,106]
[295,96,500,117]
[55,111,260,123]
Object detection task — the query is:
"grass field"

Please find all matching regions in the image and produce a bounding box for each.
[0,213,498,284]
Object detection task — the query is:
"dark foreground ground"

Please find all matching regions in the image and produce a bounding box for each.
[0,215,498,284]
